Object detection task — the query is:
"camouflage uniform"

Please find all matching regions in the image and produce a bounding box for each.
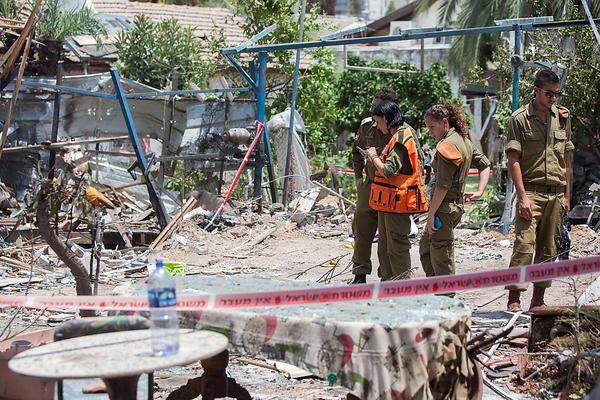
[419,128,490,277]
[351,117,389,275]
[376,126,420,281]
[505,102,574,291]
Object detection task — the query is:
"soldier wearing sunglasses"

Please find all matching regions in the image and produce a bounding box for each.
[504,69,574,312]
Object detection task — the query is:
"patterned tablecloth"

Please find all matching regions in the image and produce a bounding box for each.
[139,275,475,400]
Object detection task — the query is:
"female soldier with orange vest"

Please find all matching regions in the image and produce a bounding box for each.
[420,104,491,280]
[365,101,428,281]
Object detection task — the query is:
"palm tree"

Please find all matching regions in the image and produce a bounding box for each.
[416,0,600,70]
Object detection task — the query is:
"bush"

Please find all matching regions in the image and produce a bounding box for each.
[115,15,223,89]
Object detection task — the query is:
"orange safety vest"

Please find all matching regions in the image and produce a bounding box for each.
[369,128,428,214]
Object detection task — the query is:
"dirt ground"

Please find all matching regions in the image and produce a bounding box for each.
[151,214,599,399]
[2,210,599,399]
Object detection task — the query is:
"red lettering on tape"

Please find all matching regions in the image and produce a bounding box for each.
[0,256,598,311]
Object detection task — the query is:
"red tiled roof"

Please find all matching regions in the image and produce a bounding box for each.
[90,0,246,45]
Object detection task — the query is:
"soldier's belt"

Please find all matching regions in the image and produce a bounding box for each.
[524,183,566,194]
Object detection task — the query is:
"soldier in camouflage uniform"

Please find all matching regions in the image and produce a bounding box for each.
[351,89,400,284]
[366,101,423,281]
[505,69,574,312]
[420,104,491,281]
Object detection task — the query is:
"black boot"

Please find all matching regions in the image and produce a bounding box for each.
[351,274,366,284]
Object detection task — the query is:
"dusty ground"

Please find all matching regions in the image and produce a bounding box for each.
[1,209,599,399]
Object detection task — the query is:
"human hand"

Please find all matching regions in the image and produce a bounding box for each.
[517,193,533,221]
[564,196,570,212]
[464,191,483,202]
[366,147,377,160]
[425,216,438,235]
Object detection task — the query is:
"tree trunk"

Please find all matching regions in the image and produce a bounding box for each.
[36,180,95,317]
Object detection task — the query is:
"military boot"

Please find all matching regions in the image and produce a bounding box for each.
[507,290,522,312]
[351,274,366,284]
[529,286,546,311]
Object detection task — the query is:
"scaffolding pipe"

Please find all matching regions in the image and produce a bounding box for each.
[501,25,523,235]
[282,0,308,207]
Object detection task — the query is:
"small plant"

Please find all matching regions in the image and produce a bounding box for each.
[34,0,105,42]
[0,0,20,19]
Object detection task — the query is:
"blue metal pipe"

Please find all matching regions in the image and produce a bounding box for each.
[511,26,522,112]
[227,18,600,54]
[19,82,117,100]
[223,53,258,91]
[258,52,277,203]
[110,68,170,228]
[502,25,522,235]
[125,87,251,99]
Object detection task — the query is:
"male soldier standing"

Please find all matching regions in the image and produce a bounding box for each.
[505,70,574,311]
[351,89,401,284]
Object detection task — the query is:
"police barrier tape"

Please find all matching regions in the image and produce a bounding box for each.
[0,255,599,311]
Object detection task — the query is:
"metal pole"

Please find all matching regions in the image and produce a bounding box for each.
[225,19,600,54]
[48,61,63,179]
[109,68,170,228]
[159,69,179,190]
[420,38,425,72]
[501,25,522,235]
[261,63,278,204]
[581,0,600,51]
[282,0,308,206]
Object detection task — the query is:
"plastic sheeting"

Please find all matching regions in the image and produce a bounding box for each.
[267,108,312,200]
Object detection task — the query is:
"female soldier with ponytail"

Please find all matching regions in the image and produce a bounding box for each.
[419,104,491,280]
[365,101,428,281]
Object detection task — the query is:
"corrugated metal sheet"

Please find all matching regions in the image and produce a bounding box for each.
[0,73,257,197]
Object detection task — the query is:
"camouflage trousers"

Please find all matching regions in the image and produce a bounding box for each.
[377,212,412,281]
[419,202,464,278]
[351,180,378,275]
[505,192,566,291]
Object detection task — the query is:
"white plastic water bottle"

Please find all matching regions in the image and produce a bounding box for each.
[147,259,179,356]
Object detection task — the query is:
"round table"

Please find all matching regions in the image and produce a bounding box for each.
[9,329,228,400]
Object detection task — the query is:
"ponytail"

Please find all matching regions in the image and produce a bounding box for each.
[424,103,469,138]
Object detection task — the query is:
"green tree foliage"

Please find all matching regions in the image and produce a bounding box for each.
[466,7,600,202]
[468,23,600,145]
[233,0,322,73]
[415,0,600,70]
[337,56,459,144]
[269,54,459,160]
[115,15,224,89]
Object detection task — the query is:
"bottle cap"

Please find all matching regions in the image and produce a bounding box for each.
[156,258,164,269]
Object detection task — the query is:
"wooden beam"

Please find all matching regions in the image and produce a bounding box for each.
[1,135,130,154]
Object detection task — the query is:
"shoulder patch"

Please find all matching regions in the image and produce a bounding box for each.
[557,106,570,119]
[511,106,527,118]
[436,139,463,166]
[360,117,373,126]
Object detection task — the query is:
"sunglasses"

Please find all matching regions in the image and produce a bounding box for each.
[537,88,563,98]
